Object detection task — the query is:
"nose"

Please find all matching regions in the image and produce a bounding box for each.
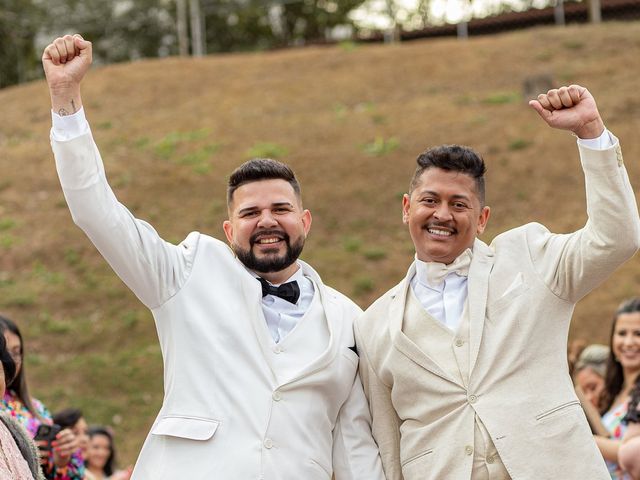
[623,333,635,346]
[433,203,452,221]
[257,210,278,228]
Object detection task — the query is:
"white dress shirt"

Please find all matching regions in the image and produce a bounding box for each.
[257,266,315,343]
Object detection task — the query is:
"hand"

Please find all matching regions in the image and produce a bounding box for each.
[42,34,92,89]
[35,440,50,466]
[51,428,79,468]
[42,34,92,115]
[529,85,605,139]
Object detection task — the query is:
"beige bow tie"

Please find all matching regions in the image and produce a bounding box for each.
[422,249,472,287]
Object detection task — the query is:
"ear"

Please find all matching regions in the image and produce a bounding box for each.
[301,209,312,237]
[222,220,234,244]
[402,194,411,225]
[476,206,491,235]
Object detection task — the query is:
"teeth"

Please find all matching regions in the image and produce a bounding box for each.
[258,238,281,244]
[428,228,452,236]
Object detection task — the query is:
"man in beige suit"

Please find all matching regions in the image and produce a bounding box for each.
[355,85,640,479]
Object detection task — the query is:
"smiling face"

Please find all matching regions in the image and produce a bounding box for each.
[87,433,112,472]
[612,312,640,375]
[223,179,311,284]
[403,167,490,264]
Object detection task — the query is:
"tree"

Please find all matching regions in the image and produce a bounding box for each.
[0,0,44,88]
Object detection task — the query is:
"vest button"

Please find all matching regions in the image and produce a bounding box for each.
[274,346,283,354]
[465,445,474,456]
[468,394,477,404]
[264,438,273,449]
[455,338,464,347]
[273,391,282,401]
[487,455,496,464]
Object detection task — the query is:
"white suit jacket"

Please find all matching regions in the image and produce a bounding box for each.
[355,140,640,479]
[52,133,385,480]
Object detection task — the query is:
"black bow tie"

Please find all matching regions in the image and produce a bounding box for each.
[258,278,300,305]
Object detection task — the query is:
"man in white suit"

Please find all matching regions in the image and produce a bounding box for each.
[355,85,640,479]
[42,35,385,480]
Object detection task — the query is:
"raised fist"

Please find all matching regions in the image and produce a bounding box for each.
[529,85,604,139]
[42,34,92,90]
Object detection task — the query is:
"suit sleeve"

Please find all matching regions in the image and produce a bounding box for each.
[528,137,640,302]
[51,131,196,309]
[332,367,387,480]
[354,321,403,480]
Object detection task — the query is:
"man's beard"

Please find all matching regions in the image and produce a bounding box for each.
[233,230,305,273]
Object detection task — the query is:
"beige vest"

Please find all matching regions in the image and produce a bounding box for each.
[403,289,511,480]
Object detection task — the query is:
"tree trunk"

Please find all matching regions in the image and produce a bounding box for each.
[189,0,205,57]
[176,0,189,56]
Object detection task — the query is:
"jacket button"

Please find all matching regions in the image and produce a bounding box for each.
[468,394,477,404]
[272,391,282,401]
[274,346,283,354]
[455,339,464,347]
[264,438,273,449]
[465,445,473,456]
[487,455,496,464]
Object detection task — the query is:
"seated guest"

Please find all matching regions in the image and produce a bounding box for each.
[595,298,640,479]
[85,427,131,480]
[0,330,44,480]
[574,344,609,408]
[0,315,84,480]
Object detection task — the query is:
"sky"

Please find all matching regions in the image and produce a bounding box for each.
[350,0,548,28]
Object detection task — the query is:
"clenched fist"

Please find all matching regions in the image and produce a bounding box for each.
[529,85,605,140]
[42,34,92,115]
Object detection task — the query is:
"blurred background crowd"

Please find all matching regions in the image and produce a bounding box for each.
[1,314,131,480]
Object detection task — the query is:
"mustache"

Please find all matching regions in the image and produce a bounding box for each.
[423,222,456,232]
[249,229,289,246]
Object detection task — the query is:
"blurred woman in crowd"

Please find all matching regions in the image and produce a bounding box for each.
[595,298,640,479]
[0,328,44,479]
[574,344,609,408]
[0,315,84,480]
[619,383,640,479]
[85,427,131,480]
[53,408,89,457]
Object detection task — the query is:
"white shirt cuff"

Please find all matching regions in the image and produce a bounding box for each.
[577,129,614,150]
[51,108,90,142]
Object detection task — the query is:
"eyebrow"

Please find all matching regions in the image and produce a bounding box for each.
[237,202,295,216]
[418,190,472,202]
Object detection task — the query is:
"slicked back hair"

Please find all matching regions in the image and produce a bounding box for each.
[227,158,301,208]
[410,145,487,206]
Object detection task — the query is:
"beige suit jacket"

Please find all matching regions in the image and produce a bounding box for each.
[355,140,640,479]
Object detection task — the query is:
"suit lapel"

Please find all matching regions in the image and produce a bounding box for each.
[390,264,464,387]
[278,260,338,387]
[468,238,495,375]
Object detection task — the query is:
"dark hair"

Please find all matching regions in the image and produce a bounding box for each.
[88,426,116,476]
[227,158,301,206]
[410,145,487,205]
[600,298,640,414]
[0,332,16,386]
[53,408,84,429]
[0,314,44,421]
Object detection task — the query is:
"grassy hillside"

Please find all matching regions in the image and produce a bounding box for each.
[0,22,639,463]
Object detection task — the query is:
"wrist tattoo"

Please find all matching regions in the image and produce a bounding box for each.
[58,99,78,117]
